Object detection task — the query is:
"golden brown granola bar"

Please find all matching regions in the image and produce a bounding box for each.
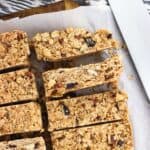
[43,55,122,98]
[0,30,30,70]
[51,121,133,150]
[0,69,38,105]
[47,91,128,131]
[0,137,46,150]
[32,28,119,61]
[0,102,42,136]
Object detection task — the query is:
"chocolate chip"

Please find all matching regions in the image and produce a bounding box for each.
[107,33,112,39]
[66,82,78,89]
[117,140,124,147]
[34,142,40,149]
[61,103,70,115]
[84,37,96,47]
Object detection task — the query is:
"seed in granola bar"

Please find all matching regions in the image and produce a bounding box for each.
[117,140,124,147]
[107,33,112,39]
[61,103,70,115]
[66,82,78,89]
[84,37,96,47]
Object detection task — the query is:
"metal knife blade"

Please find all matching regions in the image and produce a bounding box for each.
[108,0,150,101]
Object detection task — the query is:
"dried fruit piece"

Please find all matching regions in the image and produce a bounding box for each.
[66,82,78,89]
[61,103,70,115]
[117,139,124,147]
[84,37,96,47]
[107,33,112,39]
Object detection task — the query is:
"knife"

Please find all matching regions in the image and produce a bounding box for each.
[108,0,150,101]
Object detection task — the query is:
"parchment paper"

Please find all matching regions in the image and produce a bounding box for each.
[0,5,150,150]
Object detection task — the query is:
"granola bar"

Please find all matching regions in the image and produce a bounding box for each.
[0,137,46,150]
[32,28,119,61]
[0,102,42,136]
[51,121,133,150]
[0,69,38,105]
[47,91,128,131]
[0,30,30,70]
[43,55,122,97]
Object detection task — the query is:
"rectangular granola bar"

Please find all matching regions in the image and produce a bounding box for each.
[0,30,30,70]
[47,91,128,131]
[32,28,119,61]
[0,69,38,105]
[51,121,133,150]
[43,55,122,98]
[0,137,46,150]
[0,102,42,136]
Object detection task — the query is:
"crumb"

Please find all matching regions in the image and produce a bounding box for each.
[128,74,134,80]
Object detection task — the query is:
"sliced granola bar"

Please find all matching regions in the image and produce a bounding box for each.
[51,121,133,150]
[0,102,42,136]
[47,91,128,131]
[0,30,30,70]
[32,28,119,61]
[0,137,46,150]
[0,69,38,105]
[43,55,122,98]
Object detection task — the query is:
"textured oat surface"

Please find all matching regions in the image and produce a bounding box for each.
[0,28,133,148]
[47,91,128,131]
[0,102,42,135]
[32,28,119,61]
[0,69,38,105]
[51,121,133,150]
[0,137,46,150]
[0,30,30,70]
[43,55,122,97]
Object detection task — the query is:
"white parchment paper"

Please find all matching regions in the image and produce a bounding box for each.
[0,5,150,150]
